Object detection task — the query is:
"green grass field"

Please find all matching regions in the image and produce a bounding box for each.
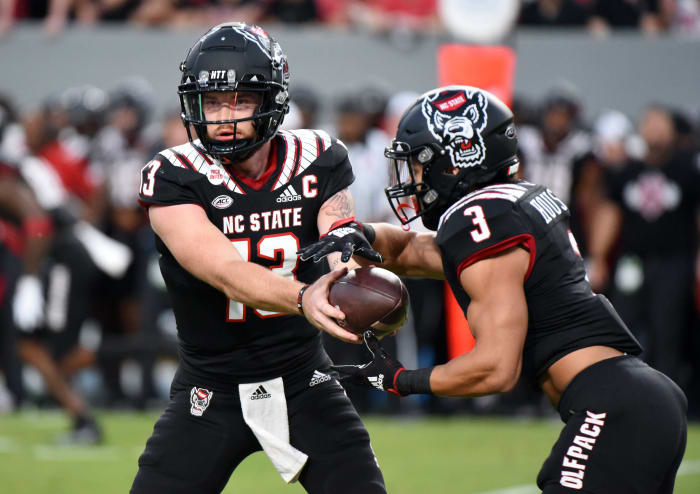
[0,411,698,493]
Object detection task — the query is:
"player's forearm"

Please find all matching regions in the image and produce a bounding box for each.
[151,204,305,315]
[326,251,362,271]
[211,260,304,314]
[369,223,444,279]
[429,350,521,397]
[434,255,528,397]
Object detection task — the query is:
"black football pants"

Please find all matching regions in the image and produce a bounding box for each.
[130,367,386,494]
[538,355,687,493]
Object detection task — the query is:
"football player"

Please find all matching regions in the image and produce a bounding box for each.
[300,86,688,493]
[131,23,385,494]
[0,99,102,443]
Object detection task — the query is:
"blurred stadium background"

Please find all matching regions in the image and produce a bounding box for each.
[0,0,699,492]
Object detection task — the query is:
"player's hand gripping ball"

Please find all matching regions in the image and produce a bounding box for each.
[328,266,409,338]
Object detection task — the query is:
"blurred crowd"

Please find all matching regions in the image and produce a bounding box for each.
[0,77,698,444]
[1,0,700,36]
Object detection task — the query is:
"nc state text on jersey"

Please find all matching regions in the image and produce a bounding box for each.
[222,207,302,234]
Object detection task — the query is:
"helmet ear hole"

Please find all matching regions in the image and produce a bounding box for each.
[441,165,459,176]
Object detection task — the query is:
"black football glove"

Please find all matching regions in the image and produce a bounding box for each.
[331,331,405,395]
[297,217,383,263]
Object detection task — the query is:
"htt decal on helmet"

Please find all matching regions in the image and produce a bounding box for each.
[421,88,488,169]
[190,387,213,416]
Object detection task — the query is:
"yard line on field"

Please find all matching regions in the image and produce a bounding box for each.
[475,458,700,494]
[34,444,122,461]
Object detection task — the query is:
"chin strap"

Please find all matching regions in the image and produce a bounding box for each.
[210,139,258,164]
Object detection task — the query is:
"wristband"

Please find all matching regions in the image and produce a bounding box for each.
[321,216,356,237]
[396,367,434,395]
[321,216,375,245]
[297,284,310,315]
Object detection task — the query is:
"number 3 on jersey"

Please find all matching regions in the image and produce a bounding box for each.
[227,234,300,321]
[463,205,491,243]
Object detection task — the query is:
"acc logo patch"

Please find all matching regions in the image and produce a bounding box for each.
[190,387,213,416]
[421,87,488,169]
[211,194,233,209]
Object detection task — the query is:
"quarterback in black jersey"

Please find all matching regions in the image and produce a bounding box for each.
[303,86,688,493]
[131,23,385,494]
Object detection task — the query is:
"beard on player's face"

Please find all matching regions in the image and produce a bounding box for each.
[206,121,256,142]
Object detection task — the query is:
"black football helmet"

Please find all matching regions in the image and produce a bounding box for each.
[60,85,109,136]
[384,85,519,230]
[178,22,290,163]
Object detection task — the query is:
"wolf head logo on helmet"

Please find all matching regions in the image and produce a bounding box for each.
[421,88,488,169]
[384,85,519,231]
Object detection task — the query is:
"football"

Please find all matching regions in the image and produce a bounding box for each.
[328,266,410,338]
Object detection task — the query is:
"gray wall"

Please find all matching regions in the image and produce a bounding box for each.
[1,25,698,121]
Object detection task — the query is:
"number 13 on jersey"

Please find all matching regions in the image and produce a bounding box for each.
[141,160,161,197]
[227,233,300,321]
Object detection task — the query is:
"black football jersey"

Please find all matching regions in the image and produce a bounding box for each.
[138,130,353,385]
[436,181,642,378]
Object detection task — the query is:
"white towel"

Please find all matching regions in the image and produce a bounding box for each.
[239,377,308,483]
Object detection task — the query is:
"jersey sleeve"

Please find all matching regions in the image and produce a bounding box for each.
[137,156,201,209]
[437,198,536,279]
[315,138,355,203]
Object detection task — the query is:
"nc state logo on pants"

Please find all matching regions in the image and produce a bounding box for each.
[190,387,213,416]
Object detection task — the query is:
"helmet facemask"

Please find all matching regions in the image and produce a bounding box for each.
[180,83,285,163]
[178,23,289,164]
[385,141,452,230]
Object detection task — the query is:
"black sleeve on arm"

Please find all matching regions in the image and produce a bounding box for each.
[137,156,202,209]
[314,140,355,203]
[438,199,533,280]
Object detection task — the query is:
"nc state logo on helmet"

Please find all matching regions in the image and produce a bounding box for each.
[422,88,488,169]
[384,85,519,231]
[178,22,290,164]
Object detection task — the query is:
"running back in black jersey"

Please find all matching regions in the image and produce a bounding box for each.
[436,180,642,378]
[138,129,352,385]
